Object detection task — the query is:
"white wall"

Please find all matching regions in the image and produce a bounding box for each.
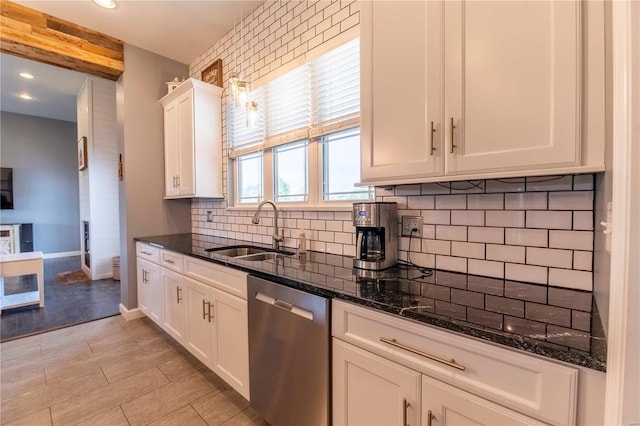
[77,78,120,280]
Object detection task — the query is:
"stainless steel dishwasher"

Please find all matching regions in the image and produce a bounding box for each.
[248,275,330,426]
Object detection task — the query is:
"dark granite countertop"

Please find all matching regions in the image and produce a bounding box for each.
[135,233,607,372]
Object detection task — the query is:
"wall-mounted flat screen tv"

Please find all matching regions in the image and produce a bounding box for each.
[1,167,14,209]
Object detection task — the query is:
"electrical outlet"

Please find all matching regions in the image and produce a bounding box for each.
[206,211,213,222]
[401,216,422,237]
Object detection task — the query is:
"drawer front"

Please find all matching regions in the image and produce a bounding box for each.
[184,256,247,300]
[136,242,160,264]
[160,250,183,273]
[332,300,578,426]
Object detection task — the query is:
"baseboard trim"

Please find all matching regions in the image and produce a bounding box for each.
[119,304,144,321]
[43,251,82,259]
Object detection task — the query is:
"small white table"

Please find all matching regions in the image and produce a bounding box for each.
[0,251,44,312]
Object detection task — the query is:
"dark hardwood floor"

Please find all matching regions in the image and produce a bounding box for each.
[1,256,120,342]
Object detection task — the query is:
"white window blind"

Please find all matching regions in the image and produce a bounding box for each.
[265,64,312,147]
[311,38,360,136]
[227,87,265,158]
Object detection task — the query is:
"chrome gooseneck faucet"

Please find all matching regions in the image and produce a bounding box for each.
[252,200,284,250]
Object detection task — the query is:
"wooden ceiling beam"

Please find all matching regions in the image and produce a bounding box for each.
[0,0,124,81]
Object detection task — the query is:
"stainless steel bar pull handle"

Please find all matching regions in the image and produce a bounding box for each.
[450,117,456,153]
[176,175,180,187]
[202,299,207,320]
[208,303,214,323]
[176,286,182,303]
[165,259,175,264]
[141,250,152,255]
[430,121,436,155]
[426,410,434,426]
[380,337,465,371]
[402,398,411,426]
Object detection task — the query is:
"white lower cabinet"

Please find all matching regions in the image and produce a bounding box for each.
[161,268,186,344]
[184,276,214,366]
[333,300,578,426]
[136,257,161,325]
[421,376,544,426]
[333,338,421,426]
[136,242,250,400]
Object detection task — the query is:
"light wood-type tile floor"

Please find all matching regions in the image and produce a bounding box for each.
[0,315,269,426]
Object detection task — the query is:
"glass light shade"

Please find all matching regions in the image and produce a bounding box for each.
[246,100,259,127]
[236,81,249,107]
[229,72,240,102]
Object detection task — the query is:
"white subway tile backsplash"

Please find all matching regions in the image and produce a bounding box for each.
[505,263,548,284]
[406,251,435,268]
[326,220,343,232]
[505,228,548,247]
[435,194,467,210]
[573,251,593,271]
[395,184,421,196]
[422,210,450,225]
[505,192,547,210]
[486,244,525,264]
[548,191,594,211]
[526,247,573,269]
[436,255,468,273]
[485,178,526,193]
[421,183,451,195]
[422,225,436,240]
[573,211,594,230]
[467,193,504,210]
[573,174,594,190]
[334,211,352,221]
[468,259,504,279]
[525,175,573,192]
[526,211,572,229]
[408,195,435,210]
[451,210,484,226]
[335,232,353,245]
[485,211,525,228]
[548,268,593,291]
[435,225,467,242]
[422,239,452,256]
[549,230,594,251]
[451,242,485,259]
[468,227,504,244]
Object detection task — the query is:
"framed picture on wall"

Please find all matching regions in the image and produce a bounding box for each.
[78,136,87,171]
[201,59,223,87]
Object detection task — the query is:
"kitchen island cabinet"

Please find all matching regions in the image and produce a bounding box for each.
[360,0,605,185]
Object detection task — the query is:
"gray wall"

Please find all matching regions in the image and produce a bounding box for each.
[0,111,80,253]
[118,44,191,310]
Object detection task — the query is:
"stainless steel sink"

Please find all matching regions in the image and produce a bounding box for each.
[236,252,285,261]
[208,246,270,257]
[206,245,294,260]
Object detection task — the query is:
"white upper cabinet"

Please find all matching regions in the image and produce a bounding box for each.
[159,78,223,198]
[360,0,605,185]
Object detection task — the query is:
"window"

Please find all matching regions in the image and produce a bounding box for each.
[274,141,308,202]
[228,36,371,206]
[322,129,372,201]
[237,152,263,203]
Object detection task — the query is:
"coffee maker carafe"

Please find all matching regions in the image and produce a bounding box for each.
[353,202,397,270]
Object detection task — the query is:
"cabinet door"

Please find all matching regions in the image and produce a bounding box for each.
[137,257,161,324]
[184,276,213,366]
[176,89,195,196]
[210,287,250,400]
[360,1,443,184]
[444,1,580,174]
[136,257,151,316]
[161,268,186,344]
[421,375,545,426]
[333,339,421,426]
[163,101,181,197]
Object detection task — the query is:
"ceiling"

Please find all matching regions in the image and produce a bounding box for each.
[1,0,263,122]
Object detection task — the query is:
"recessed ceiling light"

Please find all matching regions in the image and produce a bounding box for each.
[92,0,117,9]
[19,72,34,79]
[19,94,33,100]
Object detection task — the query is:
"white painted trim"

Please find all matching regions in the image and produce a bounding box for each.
[43,251,82,259]
[604,1,640,424]
[119,303,144,321]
